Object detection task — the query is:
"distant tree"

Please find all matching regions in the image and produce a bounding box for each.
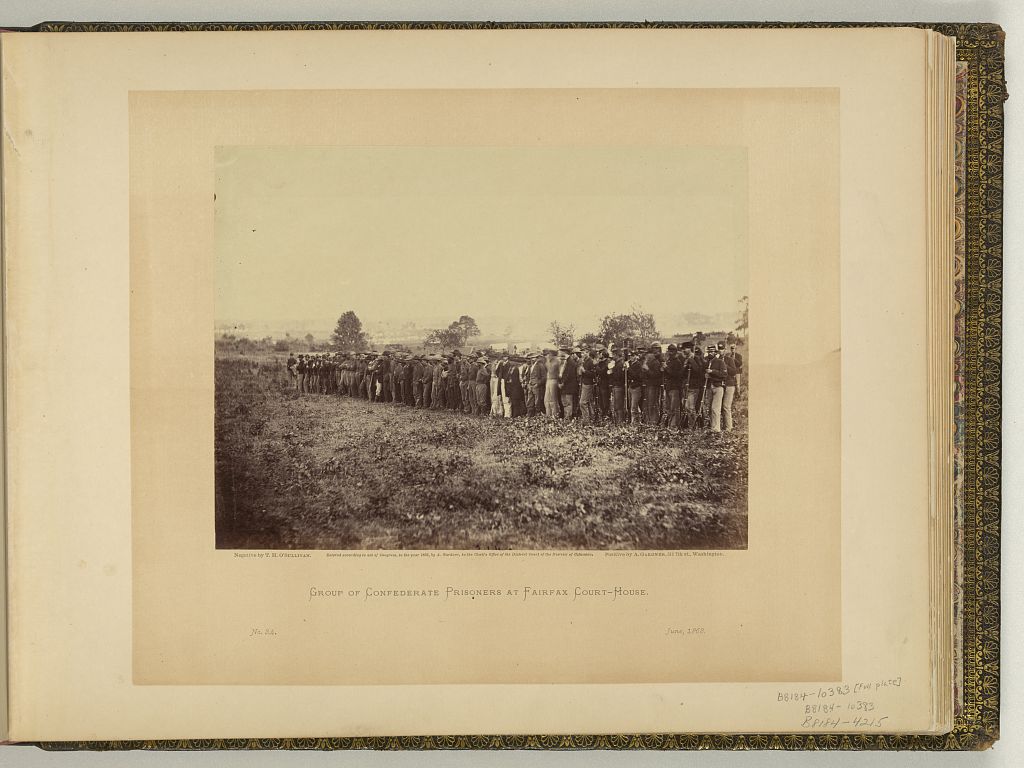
[547,321,576,349]
[693,331,707,350]
[578,332,603,348]
[304,333,315,350]
[424,326,463,348]
[222,335,258,354]
[424,315,481,349]
[596,313,633,346]
[736,295,749,339]
[273,338,291,352]
[331,310,370,351]
[595,305,659,347]
[453,315,481,346]
[629,306,659,345]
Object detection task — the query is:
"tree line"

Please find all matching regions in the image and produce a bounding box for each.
[220,296,748,356]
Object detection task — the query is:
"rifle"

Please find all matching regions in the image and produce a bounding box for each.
[683,362,693,429]
[696,360,713,429]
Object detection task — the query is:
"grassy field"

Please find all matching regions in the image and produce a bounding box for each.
[215,357,748,550]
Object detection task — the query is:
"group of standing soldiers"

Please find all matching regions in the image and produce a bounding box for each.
[287,341,744,432]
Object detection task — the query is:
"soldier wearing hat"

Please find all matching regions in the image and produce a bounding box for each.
[681,342,703,427]
[607,348,626,424]
[446,352,461,412]
[377,351,388,401]
[306,355,318,394]
[663,343,684,428]
[460,353,475,414]
[499,353,515,418]
[726,342,744,395]
[355,353,369,399]
[503,356,527,417]
[420,356,434,408]
[342,354,356,396]
[570,348,584,418]
[474,357,490,416]
[295,354,308,393]
[705,344,728,432]
[435,358,449,409]
[410,356,423,408]
[403,355,416,407]
[441,355,453,411]
[641,344,664,425]
[558,348,579,420]
[342,354,351,396]
[430,356,443,409]
[626,348,644,424]
[389,354,403,404]
[595,348,611,420]
[286,352,298,390]
[544,349,561,418]
[718,342,739,430]
[528,351,546,417]
[578,349,597,423]
[518,356,533,416]
[490,355,505,418]
[369,352,381,399]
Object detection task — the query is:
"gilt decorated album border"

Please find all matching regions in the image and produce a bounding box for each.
[26,20,1003,752]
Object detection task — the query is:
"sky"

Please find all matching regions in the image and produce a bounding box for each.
[215,145,748,338]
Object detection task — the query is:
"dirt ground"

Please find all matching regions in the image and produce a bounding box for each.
[215,358,748,550]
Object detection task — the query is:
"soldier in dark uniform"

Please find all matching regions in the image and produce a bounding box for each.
[435,359,449,409]
[503,356,527,417]
[355,354,368,399]
[404,356,416,406]
[705,345,728,432]
[306,355,317,393]
[411,356,423,407]
[528,352,546,417]
[342,354,354,396]
[578,349,597,423]
[421,356,434,408]
[608,349,626,424]
[718,342,739,430]
[681,342,704,427]
[491,355,506,417]
[641,345,664,425]
[557,348,578,420]
[296,354,307,394]
[391,355,404,405]
[286,352,298,390]
[370,354,382,403]
[448,352,462,412]
[473,357,490,416]
[461,355,475,414]
[595,349,611,420]
[726,343,744,394]
[430,355,444,409]
[663,344,684,428]
[324,355,335,394]
[626,349,644,424]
